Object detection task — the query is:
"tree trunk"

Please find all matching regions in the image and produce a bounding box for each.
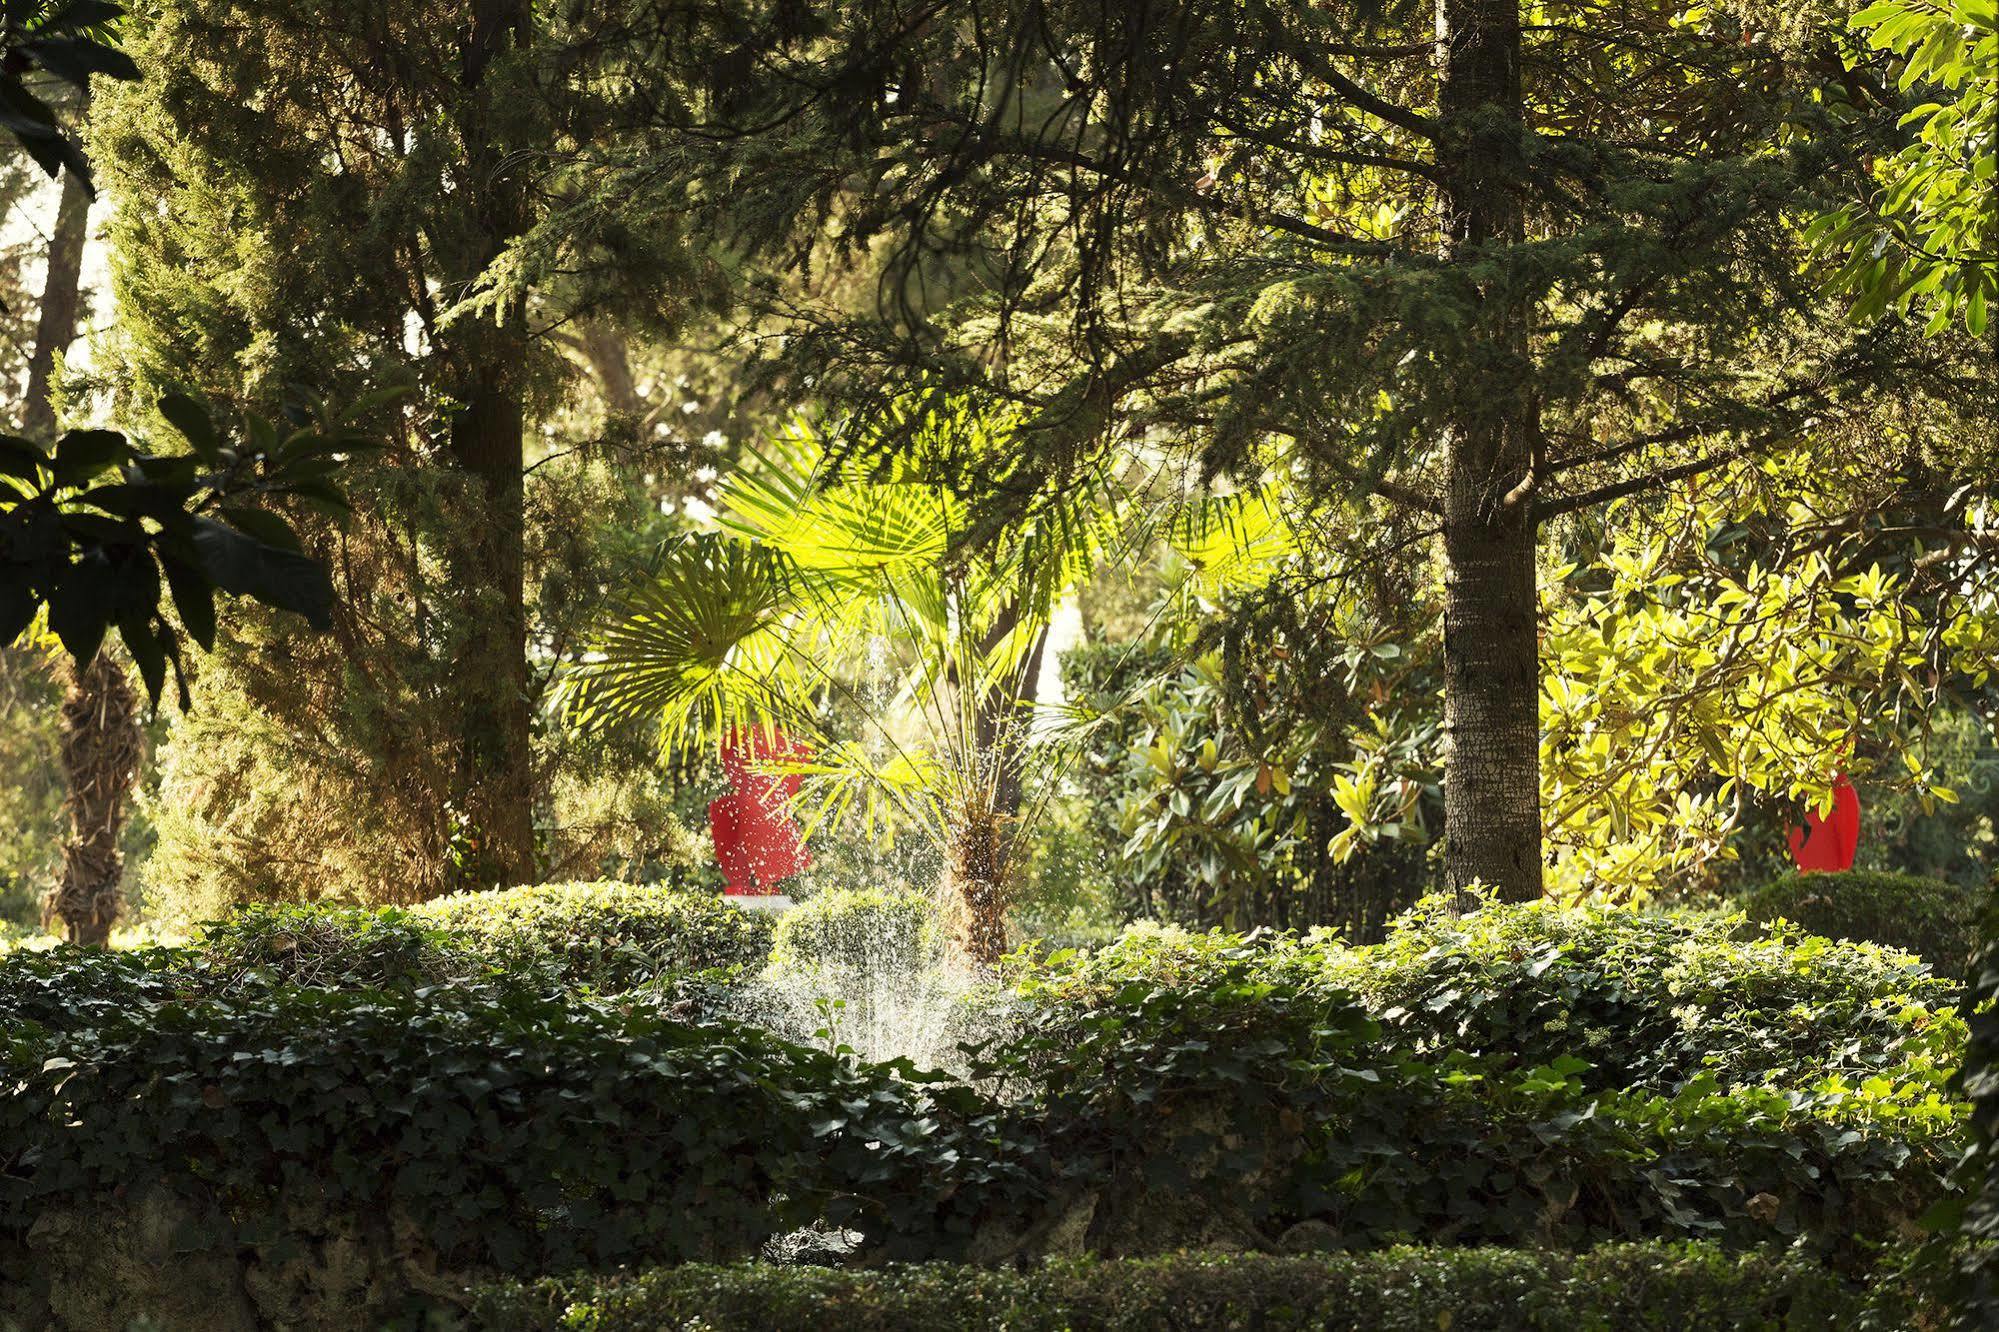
[1436,0,1545,903]
[46,651,142,946]
[579,321,644,418]
[22,158,90,439]
[443,0,536,888]
[448,357,535,886]
[25,134,143,948]
[946,808,1009,968]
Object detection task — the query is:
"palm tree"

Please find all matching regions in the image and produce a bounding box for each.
[567,404,1289,963]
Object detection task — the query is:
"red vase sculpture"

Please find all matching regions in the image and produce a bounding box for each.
[709,727,812,894]
[1787,775,1860,873]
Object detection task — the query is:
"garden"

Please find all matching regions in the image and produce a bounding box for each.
[0,0,1995,1329]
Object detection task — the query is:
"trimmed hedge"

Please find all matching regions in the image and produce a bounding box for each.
[1743,869,1981,980]
[0,896,1969,1323]
[408,880,776,989]
[0,987,1026,1284]
[199,902,481,989]
[770,886,943,978]
[1051,897,1963,1096]
[468,1245,1906,1331]
[992,924,1961,1256]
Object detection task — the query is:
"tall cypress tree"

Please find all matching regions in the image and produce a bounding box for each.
[547,0,1980,900]
[91,0,695,890]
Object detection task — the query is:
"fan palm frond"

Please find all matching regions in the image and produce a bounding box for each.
[563,533,809,757]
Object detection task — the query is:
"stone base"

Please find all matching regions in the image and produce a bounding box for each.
[724,893,795,912]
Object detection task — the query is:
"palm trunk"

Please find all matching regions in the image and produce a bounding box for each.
[1436,0,1544,903]
[47,651,142,946]
[947,806,1009,967]
[26,133,143,947]
[947,608,1050,965]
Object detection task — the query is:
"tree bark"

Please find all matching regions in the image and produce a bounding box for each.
[46,651,141,946]
[21,160,90,439]
[448,355,534,886]
[443,0,536,888]
[948,602,1050,965]
[25,140,144,947]
[1435,0,1545,903]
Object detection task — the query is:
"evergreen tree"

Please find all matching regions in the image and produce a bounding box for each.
[547,0,1987,900]
[92,0,706,893]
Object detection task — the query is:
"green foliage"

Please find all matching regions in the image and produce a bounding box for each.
[2,396,383,703]
[0,0,139,188]
[1327,897,1964,1094]
[1811,0,1997,336]
[0,895,1967,1309]
[1743,870,1982,980]
[196,902,480,991]
[1538,448,1999,902]
[0,647,62,928]
[1062,637,1437,939]
[1939,895,1999,1325]
[770,886,942,979]
[0,986,1023,1283]
[408,881,775,991]
[468,1244,1896,1332]
[990,913,1962,1253]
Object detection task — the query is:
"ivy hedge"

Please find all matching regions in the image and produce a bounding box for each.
[467,1245,1921,1331]
[0,890,1973,1325]
[0,986,1032,1328]
[988,923,1960,1256]
[1042,897,1964,1096]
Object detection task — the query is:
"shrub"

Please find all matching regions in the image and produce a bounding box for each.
[0,945,201,1034]
[0,985,1033,1328]
[410,880,776,989]
[770,886,944,978]
[1322,897,1963,1094]
[197,902,480,990]
[1743,869,1982,979]
[468,1244,1905,1331]
[986,928,1962,1257]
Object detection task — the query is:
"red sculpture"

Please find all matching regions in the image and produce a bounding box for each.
[1787,775,1860,873]
[710,727,812,895]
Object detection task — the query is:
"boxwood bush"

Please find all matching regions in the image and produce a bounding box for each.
[1742,869,1982,980]
[770,886,943,978]
[408,880,776,989]
[468,1244,1914,1331]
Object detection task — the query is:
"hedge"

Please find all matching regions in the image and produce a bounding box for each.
[770,885,943,978]
[1043,897,1964,1096]
[0,988,1027,1283]
[0,897,1970,1324]
[1742,869,1982,980]
[409,880,776,989]
[467,1244,1910,1331]
[989,927,1961,1256]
